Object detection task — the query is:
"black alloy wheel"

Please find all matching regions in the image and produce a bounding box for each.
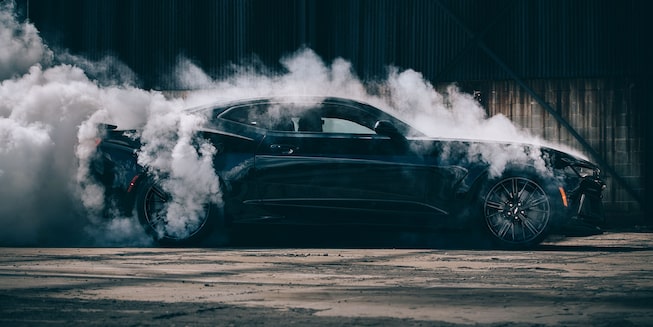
[136,181,212,244]
[483,176,552,247]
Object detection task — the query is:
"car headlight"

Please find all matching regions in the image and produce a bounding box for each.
[559,157,601,178]
[575,165,599,178]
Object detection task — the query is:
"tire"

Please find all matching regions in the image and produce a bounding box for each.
[135,179,217,245]
[480,170,562,248]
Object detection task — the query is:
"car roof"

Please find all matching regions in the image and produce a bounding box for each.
[186,96,371,113]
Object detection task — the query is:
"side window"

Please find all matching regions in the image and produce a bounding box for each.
[220,101,378,134]
[221,103,296,132]
[316,104,377,134]
[296,109,374,134]
[322,118,374,134]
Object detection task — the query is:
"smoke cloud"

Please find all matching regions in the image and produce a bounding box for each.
[0,1,51,80]
[1,4,559,246]
[135,99,222,240]
[0,3,163,245]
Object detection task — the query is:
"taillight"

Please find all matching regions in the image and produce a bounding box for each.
[127,174,140,193]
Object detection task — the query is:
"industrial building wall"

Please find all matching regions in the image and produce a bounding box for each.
[17,0,652,86]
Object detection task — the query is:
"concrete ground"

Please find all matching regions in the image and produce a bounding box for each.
[1,231,652,326]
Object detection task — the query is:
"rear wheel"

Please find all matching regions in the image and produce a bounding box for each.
[135,180,215,245]
[481,172,560,248]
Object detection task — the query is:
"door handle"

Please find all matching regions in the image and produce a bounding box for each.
[270,144,298,155]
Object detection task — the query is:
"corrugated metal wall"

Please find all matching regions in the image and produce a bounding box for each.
[19,0,652,87]
[16,0,651,219]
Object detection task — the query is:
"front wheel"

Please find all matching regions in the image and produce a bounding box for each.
[135,180,215,245]
[481,173,560,248]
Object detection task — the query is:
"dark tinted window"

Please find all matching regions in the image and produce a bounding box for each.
[221,102,300,131]
[220,101,376,134]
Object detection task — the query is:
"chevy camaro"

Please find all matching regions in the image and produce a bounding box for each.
[90,97,606,248]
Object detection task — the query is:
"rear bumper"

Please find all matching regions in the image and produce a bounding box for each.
[89,144,143,216]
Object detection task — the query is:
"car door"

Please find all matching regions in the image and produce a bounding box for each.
[252,100,446,226]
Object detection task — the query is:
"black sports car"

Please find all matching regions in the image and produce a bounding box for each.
[90,96,606,248]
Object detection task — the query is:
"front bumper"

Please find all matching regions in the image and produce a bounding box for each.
[560,176,606,235]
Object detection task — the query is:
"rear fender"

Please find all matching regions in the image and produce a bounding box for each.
[91,140,145,216]
[99,146,143,192]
